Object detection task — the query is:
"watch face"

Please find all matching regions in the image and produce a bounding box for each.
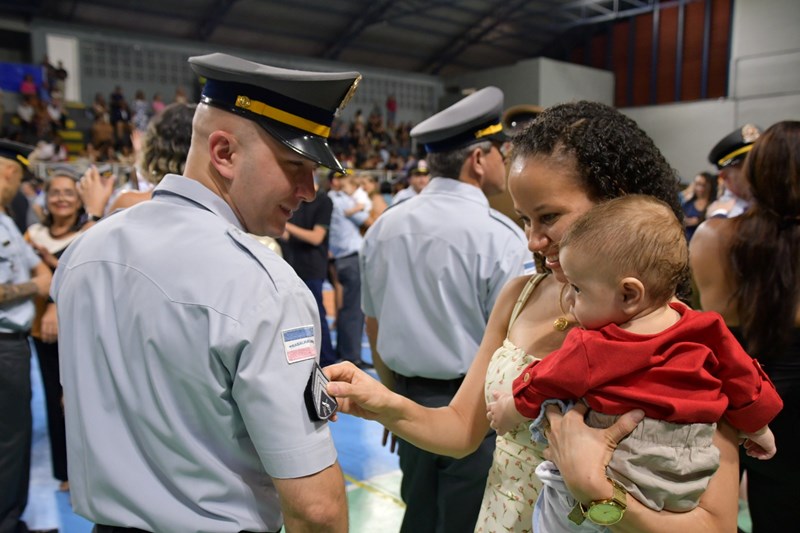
[587,502,624,525]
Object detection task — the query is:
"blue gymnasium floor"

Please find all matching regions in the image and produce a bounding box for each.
[23,336,753,533]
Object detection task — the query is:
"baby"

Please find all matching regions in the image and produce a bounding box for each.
[488,195,782,531]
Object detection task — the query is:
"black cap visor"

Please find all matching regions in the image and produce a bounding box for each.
[257,117,346,174]
[203,97,346,174]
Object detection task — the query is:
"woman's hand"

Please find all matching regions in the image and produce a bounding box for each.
[33,243,59,270]
[543,402,644,504]
[40,303,59,344]
[78,165,115,217]
[324,361,399,422]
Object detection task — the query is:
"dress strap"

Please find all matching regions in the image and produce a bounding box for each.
[507,273,548,332]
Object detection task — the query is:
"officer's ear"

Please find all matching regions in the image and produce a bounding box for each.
[208,131,237,181]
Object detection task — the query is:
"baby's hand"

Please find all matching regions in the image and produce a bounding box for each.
[742,426,776,460]
[486,391,526,436]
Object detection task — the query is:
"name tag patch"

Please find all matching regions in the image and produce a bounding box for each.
[523,259,537,275]
[305,362,338,421]
[282,325,317,363]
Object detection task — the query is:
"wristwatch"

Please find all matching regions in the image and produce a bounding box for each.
[85,213,102,222]
[581,477,628,525]
[568,476,628,526]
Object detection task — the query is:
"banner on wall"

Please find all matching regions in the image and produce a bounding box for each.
[0,62,43,93]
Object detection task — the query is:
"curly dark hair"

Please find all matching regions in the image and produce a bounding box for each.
[141,102,196,184]
[511,101,687,295]
[730,121,800,359]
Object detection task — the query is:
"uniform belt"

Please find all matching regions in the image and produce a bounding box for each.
[335,251,358,260]
[94,526,281,533]
[0,331,28,340]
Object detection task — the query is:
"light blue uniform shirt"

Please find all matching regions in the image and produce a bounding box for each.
[0,213,40,332]
[52,175,336,532]
[328,190,367,258]
[361,177,531,379]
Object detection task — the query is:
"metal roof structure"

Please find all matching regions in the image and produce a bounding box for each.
[1,0,683,76]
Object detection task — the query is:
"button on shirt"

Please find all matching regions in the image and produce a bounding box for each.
[328,190,367,258]
[52,174,336,533]
[0,214,39,332]
[361,177,530,379]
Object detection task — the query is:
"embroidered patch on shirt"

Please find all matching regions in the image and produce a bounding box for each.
[282,325,317,363]
[523,259,537,275]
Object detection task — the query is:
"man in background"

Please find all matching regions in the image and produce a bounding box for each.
[0,140,52,533]
[360,87,530,533]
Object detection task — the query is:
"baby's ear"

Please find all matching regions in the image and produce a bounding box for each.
[618,277,645,309]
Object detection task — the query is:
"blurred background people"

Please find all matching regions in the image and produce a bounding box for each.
[706,125,761,219]
[682,171,717,241]
[391,159,429,205]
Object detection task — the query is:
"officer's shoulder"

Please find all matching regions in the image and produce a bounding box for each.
[488,208,525,238]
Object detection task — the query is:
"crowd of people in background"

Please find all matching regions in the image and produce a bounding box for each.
[2,57,424,185]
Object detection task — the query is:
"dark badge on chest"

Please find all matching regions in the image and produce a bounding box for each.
[305,362,338,421]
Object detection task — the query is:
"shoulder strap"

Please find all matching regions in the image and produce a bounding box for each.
[508,273,548,332]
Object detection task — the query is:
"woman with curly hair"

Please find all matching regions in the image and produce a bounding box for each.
[691,121,800,533]
[324,101,740,532]
[109,102,195,210]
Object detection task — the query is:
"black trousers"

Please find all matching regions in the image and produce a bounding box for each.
[33,338,68,482]
[394,374,495,533]
[0,337,32,533]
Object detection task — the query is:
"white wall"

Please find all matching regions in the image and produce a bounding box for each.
[538,58,614,107]
[443,57,613,110]
[622,100,735,181]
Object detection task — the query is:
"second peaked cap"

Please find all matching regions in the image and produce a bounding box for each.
[411,86,507,153]
[189,53,361,174]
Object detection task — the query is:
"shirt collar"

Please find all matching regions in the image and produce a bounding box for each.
[153,174,244,230]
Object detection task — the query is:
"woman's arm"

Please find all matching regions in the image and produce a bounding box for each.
[325,275,529,457]
[545,403,739,533]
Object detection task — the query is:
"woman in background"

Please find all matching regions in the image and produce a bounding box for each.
[691,120,800,533]
[682,171,717,241]
[109,102,195,211]
[25,170,87,491]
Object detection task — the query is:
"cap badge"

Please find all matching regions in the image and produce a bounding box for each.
[236,95,252,109]
[338,75,362,113]
[742,124,760,143]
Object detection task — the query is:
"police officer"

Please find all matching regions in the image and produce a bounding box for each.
[52,54,359,533]
[706,124,762,218]
[360,87,531,533]
[0,140,52,533]
[502,103,543,136]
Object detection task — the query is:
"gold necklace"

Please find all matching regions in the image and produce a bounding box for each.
[553,283,572,331]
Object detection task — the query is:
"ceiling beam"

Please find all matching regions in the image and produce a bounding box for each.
[197,0,239,41]
[422,0,530,75]
[320,0,397,60]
